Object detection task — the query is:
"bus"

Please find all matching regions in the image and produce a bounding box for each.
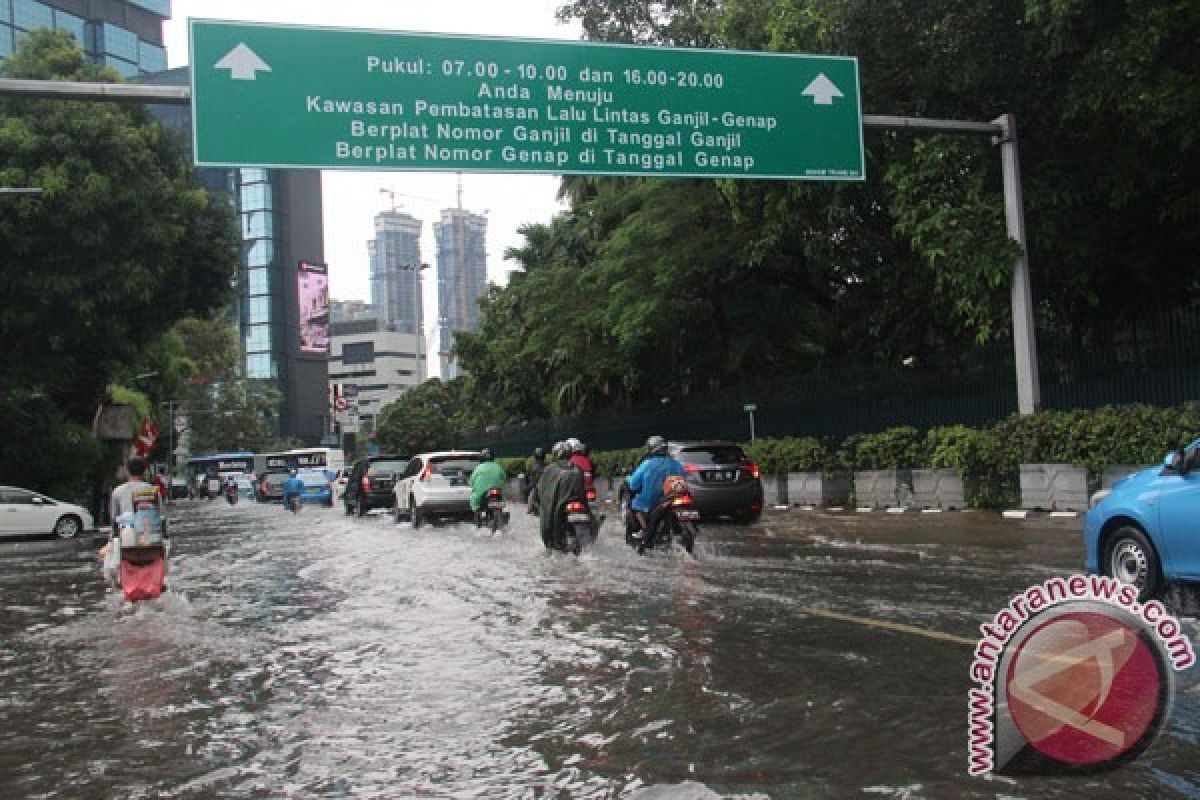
[186,452,256,480]
[255,447,345,476]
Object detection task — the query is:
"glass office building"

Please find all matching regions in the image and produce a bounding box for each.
[0,0,168,76]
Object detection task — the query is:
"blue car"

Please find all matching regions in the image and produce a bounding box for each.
[1084,439,1200,601]
[297,469,334,507]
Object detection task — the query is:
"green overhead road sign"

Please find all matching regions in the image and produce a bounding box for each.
[191,20,864,180]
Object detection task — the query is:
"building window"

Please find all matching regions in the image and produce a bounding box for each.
[0,27,12,58]
[342,342,375,365]
[104,54,138,78]
[246,238,273,267]
[0,2,10,23]
[245,323,271,352]
[128,0,171,16]
[99,22,138,61]
[12,0,51,32]
[240,168,267,184]
[138,40,166,72]
[246,353,275,380]
[246,267,268,295]
[245,296,270,325]
[239,182,272,212]
[241,210,273,239]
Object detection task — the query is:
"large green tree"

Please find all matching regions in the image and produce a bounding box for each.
[453,0,1198,430]
[0,30,239,497]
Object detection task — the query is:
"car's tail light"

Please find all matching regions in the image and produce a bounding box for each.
[360,474,370,491]
[683,464,701,473]
[566,500,587,513]
[487,488,502,498]
[745,462,761,480]
[586,488,597,502]
[750,503,762,512]
[671,494,693,506]
[420,461,432,481]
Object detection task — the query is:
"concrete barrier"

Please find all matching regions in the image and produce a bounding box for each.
[911,469,965,510]
[854,469,913,509]
[1019,464,1089,511]
[765,473,789,506]
[786,472,851,507]
[1102,465,1152,488]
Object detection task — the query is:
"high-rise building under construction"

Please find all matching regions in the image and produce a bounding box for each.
[434,208,488,380]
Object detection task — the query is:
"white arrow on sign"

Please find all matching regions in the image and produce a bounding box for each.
[801,73,844,105]
[214,43,271,81]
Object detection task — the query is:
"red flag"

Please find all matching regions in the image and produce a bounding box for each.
[134,415,159,457]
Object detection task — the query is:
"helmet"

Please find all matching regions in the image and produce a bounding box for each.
[552,441,572,461]
[644,435,668,456]
[480,448,494,461]
[567,437,585,454]
[533,447,546,461]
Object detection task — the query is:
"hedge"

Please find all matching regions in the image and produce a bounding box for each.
[575,403,1200,508]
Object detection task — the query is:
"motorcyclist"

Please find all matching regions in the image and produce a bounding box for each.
[281,469,305,510]
[567,438,596,497]
[626,435,685,541]
[469,448,508,526]
[537,441,585,551]
[224,474,239,500]
[525,447,547,514]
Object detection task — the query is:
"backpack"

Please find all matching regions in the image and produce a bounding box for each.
[662,475,688,499]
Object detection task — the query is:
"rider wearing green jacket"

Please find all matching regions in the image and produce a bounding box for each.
[469,449,508,523]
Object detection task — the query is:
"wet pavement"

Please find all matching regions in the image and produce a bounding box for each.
[1,501,1197,798]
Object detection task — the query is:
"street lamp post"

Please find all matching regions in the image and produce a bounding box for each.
[403,262,431,384]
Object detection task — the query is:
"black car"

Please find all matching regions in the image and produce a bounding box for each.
[343,455,407,516]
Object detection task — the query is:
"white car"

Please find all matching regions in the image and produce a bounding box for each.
[0,486,95,539]
[393,451,485,527]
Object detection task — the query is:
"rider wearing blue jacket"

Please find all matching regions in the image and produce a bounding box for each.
[626,435,685,536]
[281,469,305,508]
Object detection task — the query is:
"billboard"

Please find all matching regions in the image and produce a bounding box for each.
[297,260,330,354]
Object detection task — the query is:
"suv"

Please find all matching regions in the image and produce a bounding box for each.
[673,441,763,523]
[344,455,407,516]
[393,451,484,527]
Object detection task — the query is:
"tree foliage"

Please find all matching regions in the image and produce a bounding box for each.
[0,31,239,497]
[448,0,1198,434]
[374,379,474,455]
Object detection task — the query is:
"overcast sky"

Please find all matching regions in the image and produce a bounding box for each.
[162,1,580,366]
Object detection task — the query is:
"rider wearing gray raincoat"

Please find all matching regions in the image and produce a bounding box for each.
[537,441,586,551]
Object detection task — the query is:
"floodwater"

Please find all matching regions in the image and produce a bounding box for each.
[1,501,1197,799]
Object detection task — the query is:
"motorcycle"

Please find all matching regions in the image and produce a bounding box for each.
[225,484,239,505]
[625,488,699,556]
[554,497,599,555]
[477,487,511,532]
[105,510,168,603]
[286,494,302,514]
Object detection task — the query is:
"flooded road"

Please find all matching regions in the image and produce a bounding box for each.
[1,502,1197,798]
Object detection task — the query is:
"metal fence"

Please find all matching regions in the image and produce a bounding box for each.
[467,306,1200,458]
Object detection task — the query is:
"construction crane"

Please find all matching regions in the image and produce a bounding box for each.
[379,187,437,212]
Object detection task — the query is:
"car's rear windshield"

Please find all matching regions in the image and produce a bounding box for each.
[298,472,327,485]
[367,460,406,475]
[677,446,747,465]
[431,457,482,474]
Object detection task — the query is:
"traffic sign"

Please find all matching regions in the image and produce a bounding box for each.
[190,20,864,180]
